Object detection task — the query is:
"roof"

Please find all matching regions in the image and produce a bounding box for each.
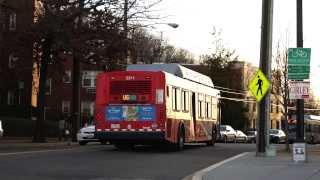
[126,63,214,87]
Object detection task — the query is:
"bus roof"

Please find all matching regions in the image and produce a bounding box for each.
[126,63,214,87]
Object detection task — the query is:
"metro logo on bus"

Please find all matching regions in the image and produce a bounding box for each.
[122,95,137,101]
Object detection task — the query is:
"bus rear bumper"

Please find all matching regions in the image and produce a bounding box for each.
[95,131,165,142]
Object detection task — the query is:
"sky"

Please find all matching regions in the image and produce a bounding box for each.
[152,0,320,97]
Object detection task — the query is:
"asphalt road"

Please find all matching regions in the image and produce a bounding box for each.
[0,143,255,180]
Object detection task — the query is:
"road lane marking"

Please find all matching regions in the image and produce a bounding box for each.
[187,152,249,180]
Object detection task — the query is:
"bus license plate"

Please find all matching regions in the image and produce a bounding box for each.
[111,124,120,129]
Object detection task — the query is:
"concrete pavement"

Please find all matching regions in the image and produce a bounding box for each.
[0,137,78,153]
[190,145,320,180]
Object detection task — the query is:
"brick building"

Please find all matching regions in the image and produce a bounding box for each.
[0,1,107,135]
[0,0,34,110]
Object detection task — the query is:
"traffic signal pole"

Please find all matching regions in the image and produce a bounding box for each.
[296,0,305,143]
[257,0,273,156]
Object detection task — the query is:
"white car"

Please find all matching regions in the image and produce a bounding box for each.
[219,125,237,143]
[77,125,107,145]
[0,120,3,138]
[235,130,248,143]
[269,129,286,144]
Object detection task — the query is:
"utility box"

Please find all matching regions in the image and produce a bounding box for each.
[293,143,307,162]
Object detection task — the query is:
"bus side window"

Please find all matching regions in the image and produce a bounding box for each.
[172,87,176,111]
[181,90,189,112]
[166,86,169,97]
[176,88,181,111]
[172,87,180,111]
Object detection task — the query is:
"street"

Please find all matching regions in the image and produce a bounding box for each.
[0,143,255,180]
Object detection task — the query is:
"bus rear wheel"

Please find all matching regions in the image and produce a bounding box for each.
[172,126,185,151]
[206,127,216,146]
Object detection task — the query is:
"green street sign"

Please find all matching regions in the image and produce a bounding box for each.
[288,65,310,74]
[288,73,309,80]
[288,48,311,80]
[288,48,311,65]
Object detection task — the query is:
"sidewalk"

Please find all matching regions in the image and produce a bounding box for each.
[0,137,78,153]
[193,145,320,180]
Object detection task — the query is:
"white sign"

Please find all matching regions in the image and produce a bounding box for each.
[292,143,306,162]
[289,81,310,100]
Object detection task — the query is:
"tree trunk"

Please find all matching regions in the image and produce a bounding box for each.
[71,53,81,142]
[33,36,52,143]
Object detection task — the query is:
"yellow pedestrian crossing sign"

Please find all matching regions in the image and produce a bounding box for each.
[248,69,270,102]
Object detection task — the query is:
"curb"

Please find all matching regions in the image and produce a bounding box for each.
[184,152,249,180]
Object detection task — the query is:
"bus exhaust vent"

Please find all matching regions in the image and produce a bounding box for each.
[110,81,151,94]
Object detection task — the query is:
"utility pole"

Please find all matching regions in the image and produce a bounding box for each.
[257,0,273,156]
[296,0,304,143]
[71,0,84,141]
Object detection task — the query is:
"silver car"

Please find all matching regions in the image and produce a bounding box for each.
[269,129,286,144]
[0,120,3,138]
[77,125,107,145]
[235,130,248,143]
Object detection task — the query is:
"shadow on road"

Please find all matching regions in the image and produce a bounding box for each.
[102,143,213,154]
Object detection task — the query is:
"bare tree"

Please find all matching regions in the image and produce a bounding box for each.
[27,0,166,142]
[272,41,290,151]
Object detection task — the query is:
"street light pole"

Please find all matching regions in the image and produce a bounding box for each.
[157,23,179,63]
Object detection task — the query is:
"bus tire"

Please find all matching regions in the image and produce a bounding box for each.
[206,127,216,146]
[174,126,185,151]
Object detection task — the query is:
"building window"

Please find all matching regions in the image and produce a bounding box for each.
[62,101,70,115]
[8,53,18,68]
[45,78,52,95]
[62,70,71,83]
[9,13,16,31]
[81,101,94,117]
[270,101,273,113]
[276,100,279,113]
[82,71,100,88]
[7,91,14,105]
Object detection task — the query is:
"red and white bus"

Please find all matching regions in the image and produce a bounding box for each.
[95,64,220,150]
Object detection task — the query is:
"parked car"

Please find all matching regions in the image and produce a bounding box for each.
[269,129,286,144]
[219,125,237,143]
[235,130,248,143]
[77,125,107,145]
[0,120,3,138]
[246,130,257,143]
